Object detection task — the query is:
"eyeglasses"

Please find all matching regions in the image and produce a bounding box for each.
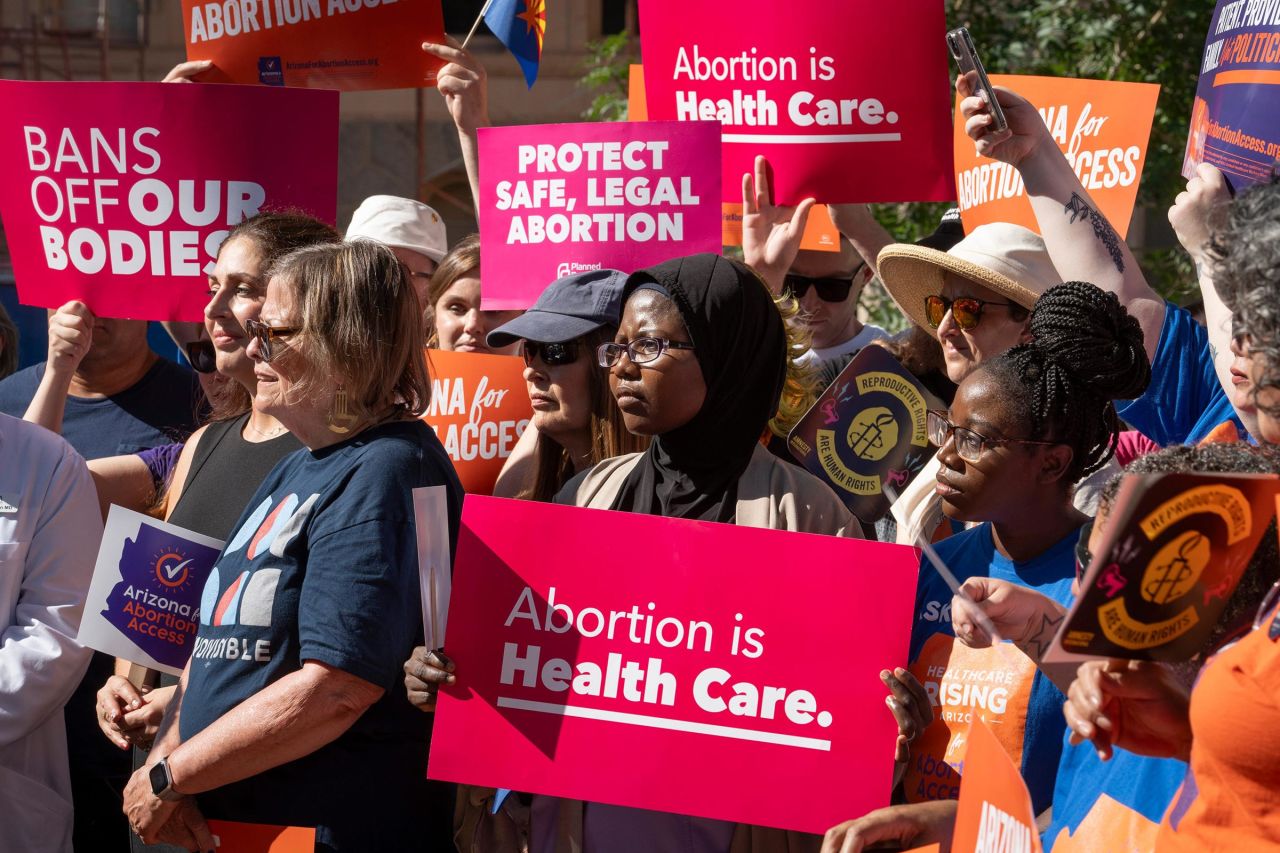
[1075,519,1095,583]
[924,294,1020,330]
[245,318,299,363]
[597,336,696,368]
[522,340,579,368]
[926,409,1059,464]
[784,268,863,302]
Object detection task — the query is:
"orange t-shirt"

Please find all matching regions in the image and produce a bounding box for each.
[1157,600,1280,849]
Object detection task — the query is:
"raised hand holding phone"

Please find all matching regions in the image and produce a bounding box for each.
[947,27,1007,131]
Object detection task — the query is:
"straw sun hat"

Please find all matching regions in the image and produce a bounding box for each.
[877,223,1062,332]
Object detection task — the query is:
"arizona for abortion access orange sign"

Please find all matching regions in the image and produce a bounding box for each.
[951,718,1044,853]
[953,75,1159,237]
[422,349,532,496]
[182,0,444,90]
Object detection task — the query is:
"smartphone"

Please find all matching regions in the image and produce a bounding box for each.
[947,26,1008,134]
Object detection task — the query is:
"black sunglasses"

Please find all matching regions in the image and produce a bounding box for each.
[784,274,856,302]
[522,340,579,367]
[184,340,217,374]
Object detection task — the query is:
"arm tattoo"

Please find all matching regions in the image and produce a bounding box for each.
[1065,192,1125,273]
[1024,610,1066,660]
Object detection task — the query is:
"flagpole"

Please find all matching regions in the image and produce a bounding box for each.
[462,0,498,49]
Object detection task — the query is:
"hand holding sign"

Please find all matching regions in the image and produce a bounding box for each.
[45,301,95,375]
[1063,659,1192,762]
[1169,163,1232,261]
[741,155,816,293]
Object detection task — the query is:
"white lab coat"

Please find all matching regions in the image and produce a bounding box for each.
[0,413,102,853]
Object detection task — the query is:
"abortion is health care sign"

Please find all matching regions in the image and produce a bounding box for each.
[78,505,225,676]
[0,81,337,322]
[477,120,722,309]
[429,496,921,833]
[639,0,955,205]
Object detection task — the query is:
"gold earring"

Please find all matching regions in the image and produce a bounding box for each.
[327,387,359,434]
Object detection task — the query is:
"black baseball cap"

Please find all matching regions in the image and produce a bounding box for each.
[487,269,628,347]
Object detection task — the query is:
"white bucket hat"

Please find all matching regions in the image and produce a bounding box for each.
[877,223,1062,331]
[346,195,448,263]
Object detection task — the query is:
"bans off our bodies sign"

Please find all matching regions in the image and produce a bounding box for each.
[0,81,337,321]
[429,497,920,833]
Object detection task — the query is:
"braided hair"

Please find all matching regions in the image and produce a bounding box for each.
[981,281,1151,483]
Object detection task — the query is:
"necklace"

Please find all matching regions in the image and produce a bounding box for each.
[244,418,286,440]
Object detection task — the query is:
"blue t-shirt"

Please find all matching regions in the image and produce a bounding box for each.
[904,523,1076,814]
[179,420,463,850]
[1116,302,1244,446]
[1043,739,1186,850]
[0,358,202,460]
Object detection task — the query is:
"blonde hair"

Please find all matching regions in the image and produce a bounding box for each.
[425,233,481,347]
[269,240,430,419]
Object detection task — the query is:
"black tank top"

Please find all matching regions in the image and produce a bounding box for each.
[168,413,303,540]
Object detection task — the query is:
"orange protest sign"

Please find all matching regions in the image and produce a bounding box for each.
[951,718,1044,853]
[422,349,532,496]
[628,64,840,252]
[182,0,444,90]
[952,75,1159,237]
[208,820,315,852]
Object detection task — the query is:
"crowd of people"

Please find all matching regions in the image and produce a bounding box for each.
[2,28,1279,853]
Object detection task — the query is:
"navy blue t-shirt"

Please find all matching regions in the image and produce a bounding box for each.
[904,523,1076,814]
[1116,302,1245,446]
[0,358,202,460]
[179,420,463,850]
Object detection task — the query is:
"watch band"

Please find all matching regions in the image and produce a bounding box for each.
[149,756,184,802]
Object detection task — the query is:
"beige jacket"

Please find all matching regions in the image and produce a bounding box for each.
[568,443,860,538]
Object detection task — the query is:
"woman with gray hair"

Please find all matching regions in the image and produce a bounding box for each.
[120,240,464,851]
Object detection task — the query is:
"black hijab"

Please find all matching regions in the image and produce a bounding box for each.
[609,254,787,522]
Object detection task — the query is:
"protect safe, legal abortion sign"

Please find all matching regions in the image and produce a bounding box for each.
[638,0,955,205]
[477,120,722,309]
[0,81,337,321]
[428,496,920,833]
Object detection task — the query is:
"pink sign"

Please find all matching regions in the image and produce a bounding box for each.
[639,0,955,205]
[428,496,920,834]
[477,120,722,310]
[0,81,338,322]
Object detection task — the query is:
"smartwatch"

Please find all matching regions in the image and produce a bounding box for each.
[148,756,183,802]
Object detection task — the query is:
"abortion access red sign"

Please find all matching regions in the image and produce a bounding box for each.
[0,81,337,321]
[639,0,955,205]
[428,496,920,833]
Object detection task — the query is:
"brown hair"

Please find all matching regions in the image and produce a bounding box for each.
[208,211,342,421]
[269,240,430,419]
[519,326,649,502]
[424,233,481,346]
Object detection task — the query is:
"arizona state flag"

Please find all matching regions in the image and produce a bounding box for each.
[484,0,545,88]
